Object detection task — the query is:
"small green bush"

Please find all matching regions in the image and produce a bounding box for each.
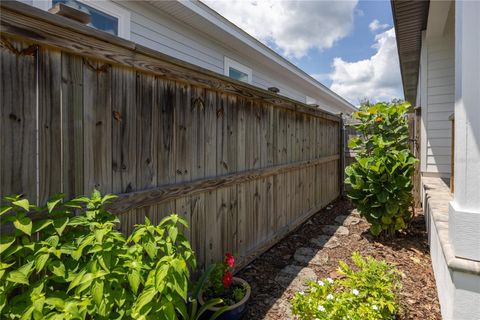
[291,252,401,320]
[345,101,417,236]
[0,191,200,319]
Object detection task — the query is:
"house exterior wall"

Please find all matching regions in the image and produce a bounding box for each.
[418,2,480,319]
[115,1,326,106]
[419,7,455,178]
[26,0,353,114]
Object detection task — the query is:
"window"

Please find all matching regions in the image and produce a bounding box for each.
[33,0,130,39]
[224,57,252,84]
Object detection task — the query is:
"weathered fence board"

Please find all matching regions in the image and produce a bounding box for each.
[0,39,37,202]
[0,2,342,269]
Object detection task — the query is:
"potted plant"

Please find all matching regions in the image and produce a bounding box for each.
[198,253,251,320]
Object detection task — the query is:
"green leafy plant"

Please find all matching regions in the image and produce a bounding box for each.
[345,101,417,236]
[0,191,222,319]
[291,252,401,320]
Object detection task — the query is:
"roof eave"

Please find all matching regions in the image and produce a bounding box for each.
[391,0,430,104]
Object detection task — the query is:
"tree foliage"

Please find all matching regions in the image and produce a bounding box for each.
[345,101,417,236]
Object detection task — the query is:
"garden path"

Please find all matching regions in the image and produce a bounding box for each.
[236,198,441,320]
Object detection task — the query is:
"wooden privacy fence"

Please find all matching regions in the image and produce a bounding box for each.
[0,2,342,270]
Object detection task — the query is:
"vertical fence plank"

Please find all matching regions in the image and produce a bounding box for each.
[226,95,238,254]
[134,72,157,227]
[190,86,206,269]
[243,100,255,253]
[156,79,176,222]
[38,47,62,204]
[174,82,192,238]
[112,67,136,195]
[62,53,84,200]
[236,97,246,259]
[136,73,157,190]
[204,90,218,265]
[83,59,112,194]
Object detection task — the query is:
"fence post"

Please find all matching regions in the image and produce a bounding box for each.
[339,114,345,196]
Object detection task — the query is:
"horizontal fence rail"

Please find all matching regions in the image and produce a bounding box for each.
[0,1,342,269]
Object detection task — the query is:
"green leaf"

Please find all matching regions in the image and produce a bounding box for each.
[128,269,141,295]
[168,226,178,243]
[0,235,15,254]
[133,286,156,313]
[47,194,65,213]
[53,217,69,236]
[94,228,109,244]
[92,280,104,307]
[144,241,157,259]
[48,260,66,278]
[370,224,382,236]
[44,235,60,247]
[155,264,169,291]
[386,202,399,216]
[348,137,361,149]
[376,192,388,203]
[67,270,86,293]
[35,253,49,272]
[44,297,64,309]
[195,298,225,320]
[12,199,30,211]
[381,216,392,225]
[395,217,406,230]
[32,219,53,233]
[0,205,12,216]
[101,194,117,204]
[13,217,32,236]
[7,270,29,285]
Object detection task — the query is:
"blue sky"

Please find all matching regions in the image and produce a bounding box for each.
[295,0,393,85]
[204,0,404,105]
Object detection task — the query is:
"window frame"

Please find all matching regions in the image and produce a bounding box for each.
[224,57,252,84]
[32,0,130,40]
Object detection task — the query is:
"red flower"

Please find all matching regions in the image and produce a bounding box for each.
[225,253,235,268]
[222,271,233,288]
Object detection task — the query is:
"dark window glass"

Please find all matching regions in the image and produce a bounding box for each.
[53,0,118,35]
[229,67,249,83]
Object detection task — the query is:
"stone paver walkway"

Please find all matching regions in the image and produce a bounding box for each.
[267,209,361,318]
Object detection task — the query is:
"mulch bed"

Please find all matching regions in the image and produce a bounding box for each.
[236,197,441,319]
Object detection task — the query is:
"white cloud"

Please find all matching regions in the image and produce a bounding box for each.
[329,28,403,105]
[369,19,389,32]
[203,0,358,59]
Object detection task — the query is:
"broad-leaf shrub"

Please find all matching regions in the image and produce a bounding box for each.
[345,101,417,236]
[291,252,401,320]
[0,191,196,319]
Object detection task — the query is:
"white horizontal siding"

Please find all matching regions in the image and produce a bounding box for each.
[427,155,450,165]
[423,13,455,177]
[116,1,224,74]
[428,76,454,87]
[426,164,450,173]
[428,147,451,156]
[252,73,305,102]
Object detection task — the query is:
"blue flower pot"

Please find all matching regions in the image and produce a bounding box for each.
[198,277,251,320]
